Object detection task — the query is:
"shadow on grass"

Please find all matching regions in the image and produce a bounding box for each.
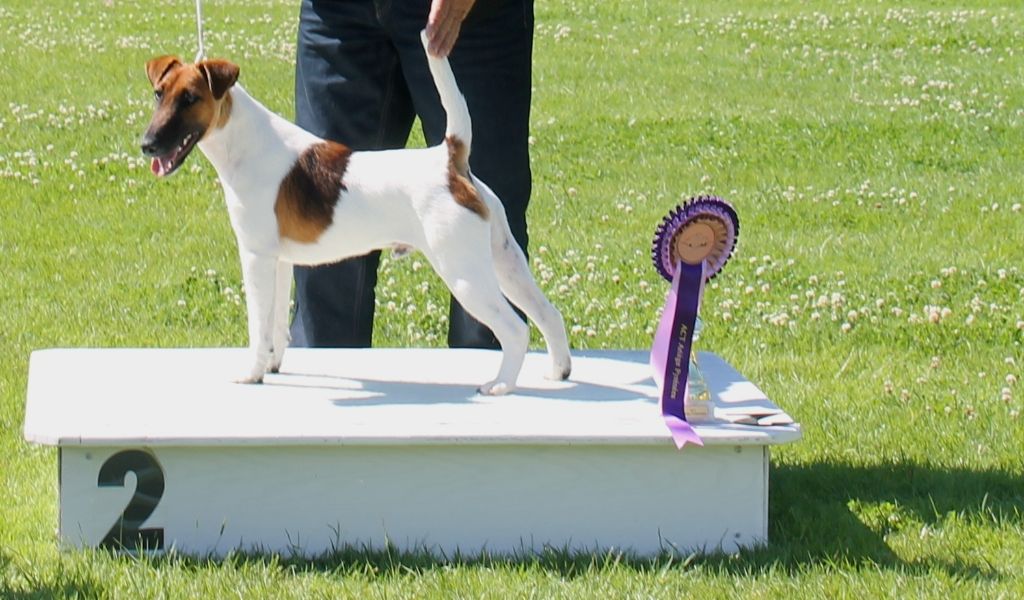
[146,460,1024,581]
[711,459,1021,579]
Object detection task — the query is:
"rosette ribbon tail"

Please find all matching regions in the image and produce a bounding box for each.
[650,261,706,449]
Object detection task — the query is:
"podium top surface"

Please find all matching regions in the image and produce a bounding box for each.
[24,348,801,448]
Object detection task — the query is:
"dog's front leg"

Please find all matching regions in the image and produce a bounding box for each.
[237,249,278,384]
[268,259,292,374]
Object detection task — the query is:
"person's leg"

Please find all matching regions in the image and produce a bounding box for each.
[390,0,536,348]
[290,0,417,348]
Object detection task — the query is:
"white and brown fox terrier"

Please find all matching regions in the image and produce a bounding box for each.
[140,32,571,395]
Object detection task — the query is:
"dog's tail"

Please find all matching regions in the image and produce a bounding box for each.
[420,30,472,158]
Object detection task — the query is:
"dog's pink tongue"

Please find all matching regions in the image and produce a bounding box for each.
[150,157,167,177]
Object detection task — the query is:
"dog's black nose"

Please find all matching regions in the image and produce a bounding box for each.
[140,136,159,157]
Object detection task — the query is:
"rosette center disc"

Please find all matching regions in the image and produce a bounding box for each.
[673,222,715,265]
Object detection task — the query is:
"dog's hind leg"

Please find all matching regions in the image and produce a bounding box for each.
[428,247,530,395]
[269,259,292,374]
[476,179,572,381]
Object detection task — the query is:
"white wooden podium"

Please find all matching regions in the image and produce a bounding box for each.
[24,348,799,557]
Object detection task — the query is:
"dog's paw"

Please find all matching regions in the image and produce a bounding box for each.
[270,335,290,374]
[478,380,514,396]
[234,369,265,385]
[546,363,572,382]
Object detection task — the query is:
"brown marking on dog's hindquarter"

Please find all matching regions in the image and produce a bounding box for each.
[446,135,470,177]
[276,142,352,243]
[446,135,488,220]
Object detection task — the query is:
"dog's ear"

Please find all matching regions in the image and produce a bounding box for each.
[146,55,182,87]
[197,59,240,100]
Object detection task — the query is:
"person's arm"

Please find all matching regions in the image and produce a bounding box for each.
[425,0,476,57]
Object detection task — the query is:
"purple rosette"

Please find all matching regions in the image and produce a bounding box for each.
[652,196,739,283]
[649,196,739,448]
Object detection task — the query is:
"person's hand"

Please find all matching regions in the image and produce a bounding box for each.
[425,0,476,57]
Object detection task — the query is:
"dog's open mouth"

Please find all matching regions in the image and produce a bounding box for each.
[150,131,199,177]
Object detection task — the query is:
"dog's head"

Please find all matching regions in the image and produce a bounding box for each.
[140,56,239,177]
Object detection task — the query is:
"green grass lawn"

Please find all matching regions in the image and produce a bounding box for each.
[3,0,1023,596]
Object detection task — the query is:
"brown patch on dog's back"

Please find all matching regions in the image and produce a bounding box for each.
[276,142,352,243]
[446,135,488,220]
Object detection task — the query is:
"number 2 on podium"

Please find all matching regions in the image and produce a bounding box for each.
[97,449,165,551]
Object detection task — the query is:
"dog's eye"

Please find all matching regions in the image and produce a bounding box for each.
[180,92,199,107]
[153,89,164,103]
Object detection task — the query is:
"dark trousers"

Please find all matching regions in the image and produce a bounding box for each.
[290,0,535,349]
